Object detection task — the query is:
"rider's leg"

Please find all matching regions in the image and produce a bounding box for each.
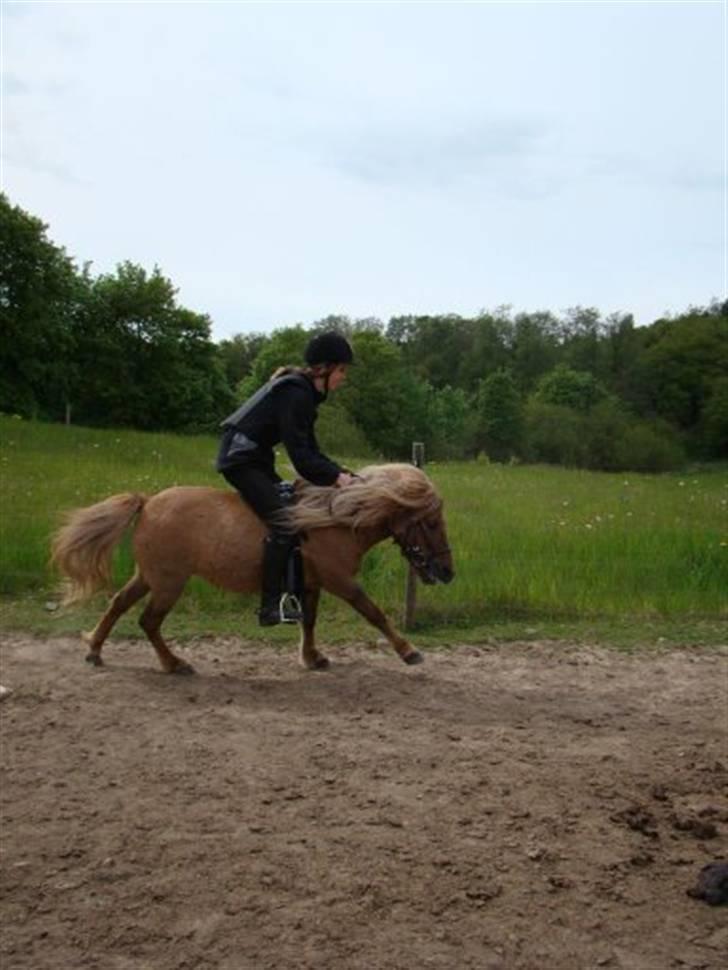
[259,532,302,625]
[221,465,301,625]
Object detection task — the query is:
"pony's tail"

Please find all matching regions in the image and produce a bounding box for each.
[50,493,146,605]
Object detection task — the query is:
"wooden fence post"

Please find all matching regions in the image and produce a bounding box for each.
[403,442,424,630]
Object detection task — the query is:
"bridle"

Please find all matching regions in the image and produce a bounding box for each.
[391,506,451,573]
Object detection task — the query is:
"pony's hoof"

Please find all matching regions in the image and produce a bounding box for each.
[313,655,330,671]
[85,652,103,667]
[403,650,424,666]
[171,662,196,676]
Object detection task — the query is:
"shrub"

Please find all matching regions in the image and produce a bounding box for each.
[522,401,587,467]
[699,377,728,459]
[535,364,607,412]
[581,399,629,470]
[614,422,685,472]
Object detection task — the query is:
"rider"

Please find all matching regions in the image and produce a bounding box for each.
[216,331,355,626]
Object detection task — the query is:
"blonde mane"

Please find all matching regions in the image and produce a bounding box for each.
[287,464,440,532]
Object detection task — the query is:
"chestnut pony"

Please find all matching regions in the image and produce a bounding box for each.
[51,464,454,674]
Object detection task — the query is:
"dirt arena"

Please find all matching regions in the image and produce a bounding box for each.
[1,635,726,970]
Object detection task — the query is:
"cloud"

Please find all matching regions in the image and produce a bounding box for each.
[1,2,33,19]
[2,72,30,96]
[671,169,724,194]
[585,150,724,196]
[312,115,555,191]
[4,148,81,185]
[2,71,72,99]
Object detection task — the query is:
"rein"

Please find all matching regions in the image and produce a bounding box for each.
[391,510,450,571]
[393,534,451,569]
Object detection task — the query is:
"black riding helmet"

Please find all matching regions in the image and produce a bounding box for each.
[304,332,354,367]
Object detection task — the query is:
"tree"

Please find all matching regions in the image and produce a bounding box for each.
[73,262,233,430]
[427,385,478,460]
[535,364,607,413]
[309,313,384,338]
[388,314,473,390]
[509,311,560,392]
[235,325,309,400]
[0,193,85,418]
[338,330,429,458]
[457,311,511,393]
[474,369,524,462]
[600,312,651,414]
[217,332,268,390]
[560,306,606,377]
[640,307,728,440]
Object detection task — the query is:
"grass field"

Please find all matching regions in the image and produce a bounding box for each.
[1,416,726,647]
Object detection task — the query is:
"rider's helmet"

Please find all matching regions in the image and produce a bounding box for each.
[304,332,354,367]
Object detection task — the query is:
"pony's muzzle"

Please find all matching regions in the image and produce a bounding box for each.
[419,560,454,585]
[437,564,455,584]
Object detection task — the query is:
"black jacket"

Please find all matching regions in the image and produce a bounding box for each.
[216,373,342,486]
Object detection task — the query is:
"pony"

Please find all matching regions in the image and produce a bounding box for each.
[50,464,454,674]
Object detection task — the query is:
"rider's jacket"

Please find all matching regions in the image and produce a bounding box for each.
[216,373,342,486]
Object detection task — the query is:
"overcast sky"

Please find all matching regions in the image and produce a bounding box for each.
[2,0,725,339]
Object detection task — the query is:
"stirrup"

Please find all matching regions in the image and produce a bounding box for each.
[279,592,303,624]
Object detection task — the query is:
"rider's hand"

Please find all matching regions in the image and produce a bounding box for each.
[335,472,356,487]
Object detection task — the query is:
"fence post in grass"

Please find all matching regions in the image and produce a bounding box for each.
[403,442,425,630]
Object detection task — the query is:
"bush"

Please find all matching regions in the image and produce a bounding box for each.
[524,399,686,472]
[522,401,587,467]
[699,377,728,459]
[581,399,629,470]
[614,422,685,472]
[535,364,607,412]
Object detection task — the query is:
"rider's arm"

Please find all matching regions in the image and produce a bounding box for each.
[278,386,342,486]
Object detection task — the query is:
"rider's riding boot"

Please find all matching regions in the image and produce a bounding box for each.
[258,535,303,626]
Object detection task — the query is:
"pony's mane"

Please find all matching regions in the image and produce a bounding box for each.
[286,464,440,532]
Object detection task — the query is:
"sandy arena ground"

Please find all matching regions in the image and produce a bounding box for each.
[0,634,726,970]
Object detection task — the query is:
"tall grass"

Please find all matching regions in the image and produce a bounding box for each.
[419,461,728,622]
[1,416,726,628]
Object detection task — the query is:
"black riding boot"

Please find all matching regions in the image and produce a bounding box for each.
[258,534,303,626]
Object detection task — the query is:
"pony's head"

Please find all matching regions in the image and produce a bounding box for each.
[351,464,454,586]
[290,463,455,585]
[387,491,454,586]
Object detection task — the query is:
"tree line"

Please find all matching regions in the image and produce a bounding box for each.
[2,193,726,470]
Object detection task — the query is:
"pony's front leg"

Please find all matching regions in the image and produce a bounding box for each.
[299,587,329,671]
[345,585,423,666]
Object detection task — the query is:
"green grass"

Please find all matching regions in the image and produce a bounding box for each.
[1,416,727,647]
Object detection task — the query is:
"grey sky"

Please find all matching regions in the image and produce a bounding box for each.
[2,0,725,339]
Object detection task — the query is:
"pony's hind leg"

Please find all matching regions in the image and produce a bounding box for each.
[138,581,193,675]
[83,570,150,667]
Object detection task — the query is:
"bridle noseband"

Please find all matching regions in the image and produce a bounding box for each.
[393,530,430,572]
[391,507,450,574]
